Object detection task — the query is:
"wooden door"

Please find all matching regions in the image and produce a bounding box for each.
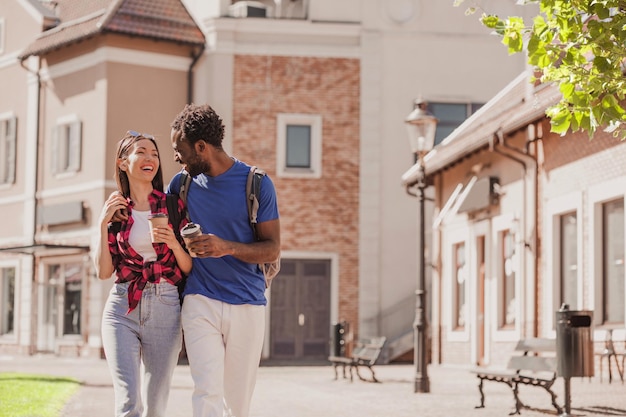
[269,259,331,361]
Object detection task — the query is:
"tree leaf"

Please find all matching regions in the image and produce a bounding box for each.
[473,0,626,139]
[547,105,572,135]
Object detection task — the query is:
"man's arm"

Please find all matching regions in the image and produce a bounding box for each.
[186,218,280,263]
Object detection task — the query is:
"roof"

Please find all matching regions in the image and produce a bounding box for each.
[401,70,563,186]
[19,0,205,60]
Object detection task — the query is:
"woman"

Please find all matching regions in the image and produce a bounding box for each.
[94,130,192,417]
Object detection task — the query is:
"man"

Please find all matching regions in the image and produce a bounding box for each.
[168,104,280,417]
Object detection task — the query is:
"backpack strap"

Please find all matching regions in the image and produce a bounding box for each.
[165,189,187,304]
[165,193,182,238]
[178,171,191,203]
[245,166,280,287]
[246,166,266,240]
[176,171,191,222]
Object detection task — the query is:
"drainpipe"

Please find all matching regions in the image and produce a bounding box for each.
[489,127,540,338]
[187,44,205,104]
[19,56,42,354]
[19,58,41,246]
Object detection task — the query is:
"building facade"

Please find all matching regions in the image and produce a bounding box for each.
[403,69,626,368]
[0,0,530,361]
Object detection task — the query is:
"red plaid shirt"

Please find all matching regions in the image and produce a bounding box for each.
[107,190,188,313]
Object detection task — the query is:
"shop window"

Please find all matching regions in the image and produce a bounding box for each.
[499,229,516,329]
[63,264,82,335]
[602,199,625,324]
[47,262,82,337]
[559,212,578,308]
[0,267,15,335]
[453,242,466,330]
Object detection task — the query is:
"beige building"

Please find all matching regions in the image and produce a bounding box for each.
[0,0,531,361]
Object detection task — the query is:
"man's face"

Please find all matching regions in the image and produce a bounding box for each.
[170,128,209,177]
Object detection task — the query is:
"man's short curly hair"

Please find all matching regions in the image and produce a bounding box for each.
[171,103,225,149]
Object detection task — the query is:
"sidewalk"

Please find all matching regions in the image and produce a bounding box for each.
[1,354,625,417]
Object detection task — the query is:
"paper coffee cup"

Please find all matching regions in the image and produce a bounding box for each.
[148,213,168,243]
[181,223,202,257]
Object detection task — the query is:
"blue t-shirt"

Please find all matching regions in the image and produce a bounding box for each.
[167,159,279,305]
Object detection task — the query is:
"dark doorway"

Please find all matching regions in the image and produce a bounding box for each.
[269,259,331,362]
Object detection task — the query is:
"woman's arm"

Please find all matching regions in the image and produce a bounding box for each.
[94,222,115,279]
[94,192,127,279]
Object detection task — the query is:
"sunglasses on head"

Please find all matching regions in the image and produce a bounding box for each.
[127,130,155,140]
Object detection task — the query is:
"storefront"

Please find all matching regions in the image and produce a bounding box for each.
[0,244,104,357]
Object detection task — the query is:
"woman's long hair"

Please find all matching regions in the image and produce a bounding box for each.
[114,131,164,198]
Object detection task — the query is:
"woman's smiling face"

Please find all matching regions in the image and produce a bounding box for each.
[124,138,160,181]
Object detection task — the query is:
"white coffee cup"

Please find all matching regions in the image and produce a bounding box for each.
[181,222,202,257]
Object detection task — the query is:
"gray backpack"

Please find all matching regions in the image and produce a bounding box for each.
[177,166,280,288]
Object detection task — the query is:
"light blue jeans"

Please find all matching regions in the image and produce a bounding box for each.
[102,281,182,417]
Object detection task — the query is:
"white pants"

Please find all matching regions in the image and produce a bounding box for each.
[182,295,265,417]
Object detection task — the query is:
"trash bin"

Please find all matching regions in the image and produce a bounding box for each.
[555,304,594,378]
[330,321,348,357]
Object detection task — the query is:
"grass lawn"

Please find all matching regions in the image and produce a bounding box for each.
[0,373,80,417]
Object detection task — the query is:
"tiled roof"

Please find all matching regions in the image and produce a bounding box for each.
[19,0,205,59]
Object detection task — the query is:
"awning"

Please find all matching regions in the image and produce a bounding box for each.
[457,176,500,213]
[0,244,90,256]
[431,175,501,229]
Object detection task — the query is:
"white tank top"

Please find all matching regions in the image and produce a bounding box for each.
[129,210,157,262]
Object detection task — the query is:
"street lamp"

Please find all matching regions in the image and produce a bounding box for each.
[405,98,437,393]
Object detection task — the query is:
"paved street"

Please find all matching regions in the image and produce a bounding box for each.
[1,354,625,416]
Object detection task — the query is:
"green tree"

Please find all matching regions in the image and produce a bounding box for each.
[456,0,626,138]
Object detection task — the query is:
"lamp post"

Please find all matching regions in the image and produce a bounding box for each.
[405,99,437,393]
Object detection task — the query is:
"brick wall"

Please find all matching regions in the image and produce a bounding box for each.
[542,129,624,173]
[542,128,626,304]
[233,55,361,332]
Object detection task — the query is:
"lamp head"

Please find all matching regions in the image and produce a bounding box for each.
[405,99,438,156]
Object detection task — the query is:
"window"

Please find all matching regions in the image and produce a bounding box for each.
[286,125,311,168]
[52,116,82,175]
[560,212,578,308]
[0,267,15,335]
[47,262,82,336]
[277,113,322,178]
[63,264,82,335]
[499,229,516,329]
[0,114,16,185]
[602,199,624,325]
[453,242,466,330]
[429,102,483,146]
[0,18,5,55]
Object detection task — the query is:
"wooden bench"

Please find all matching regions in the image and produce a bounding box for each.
[472,338,562,415]
[328,336,387,383]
